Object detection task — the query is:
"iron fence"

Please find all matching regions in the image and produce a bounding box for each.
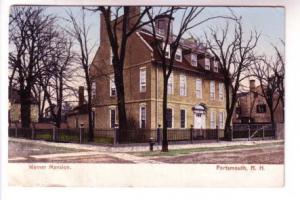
[232,123,275,140]
[9,126,223,145]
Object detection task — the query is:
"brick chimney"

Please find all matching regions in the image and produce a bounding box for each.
[155,14,174,37]
[78,86,84,107]
[249,80,256,92]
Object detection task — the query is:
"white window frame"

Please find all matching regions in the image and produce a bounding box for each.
[139,105,146,128]
[109,48,113,65]
[166,108,174,128]
[175,48,182,62]
[110,74,116,97]
[219,82,224,101]
[210,111,216,129]
[205,57,210,70]
[162,42,170,58]
[219,111,224,129]
[196,78,202,99]
[179,74,187,96]
[210,80,215,100]
[180,109,187,128]
[91,81,96,99]
[214,60,219,72]
[167,72,174,95]
[139,67,146,93]
[191,53,197,67]
[109,108,116,128]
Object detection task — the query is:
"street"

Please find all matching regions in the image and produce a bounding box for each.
[8,138,284,164]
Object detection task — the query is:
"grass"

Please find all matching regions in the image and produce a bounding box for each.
[33,132,114,144]
[131,141,284,157]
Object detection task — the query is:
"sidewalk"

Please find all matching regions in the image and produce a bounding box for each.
[9,137,284,153]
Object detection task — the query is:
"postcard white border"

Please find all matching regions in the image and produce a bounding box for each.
[1,0,300,199]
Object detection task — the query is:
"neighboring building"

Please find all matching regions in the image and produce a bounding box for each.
[66,86,94,128]
[233,80,284,124]
[90,7,226,131]
[44,102,73,122]
[8,88,39,124]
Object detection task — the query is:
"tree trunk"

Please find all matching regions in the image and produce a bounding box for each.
[20,88,31,128]
[162,77,168,152]
[114,67,127,131]
[56,73,63,128]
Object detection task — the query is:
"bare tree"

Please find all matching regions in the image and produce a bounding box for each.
[37,34,74,127]
[273,41,285,115]
[204,19,260,140]
[65,8,96,141]
[146,7,234,151]
[9,6,58,128]
[251,56,283,126]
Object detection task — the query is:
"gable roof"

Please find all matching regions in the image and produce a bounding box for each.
[138,30,224,81]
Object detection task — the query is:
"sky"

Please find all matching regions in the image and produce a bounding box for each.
[9,6,285,102]
[45,6,284,59]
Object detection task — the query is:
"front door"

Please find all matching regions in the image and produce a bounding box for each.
[194,113,206,129]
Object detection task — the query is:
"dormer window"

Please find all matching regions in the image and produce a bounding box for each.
[162,42,170,58]
[191,53,197,67]
[214,60,219,72]
[205,58,210,70]
[175,48,182,62]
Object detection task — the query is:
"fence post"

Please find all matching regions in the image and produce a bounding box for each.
[231,126,233,141]
[216,125,219,142]
[190,125,194,144]
[79,124,84,144]
[31,126,35,140]
[157,124,161,144]
[248,124,251,141]
[15,127,18,137]
[52,126,56,142]
[262,126,265,140]
[114,124,119,145]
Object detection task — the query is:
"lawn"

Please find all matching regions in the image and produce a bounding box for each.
[131,141,284,157]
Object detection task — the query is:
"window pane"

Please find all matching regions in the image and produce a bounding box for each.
[140,106,146,128]
[180,75,186,96]
[180,109,186,128]
[110,109,115,128]
[196,79,202,98]
[210,81,215,100]
[140,68,146,92]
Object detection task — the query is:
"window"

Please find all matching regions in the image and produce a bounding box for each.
[139,105,146,128]
[204,58,210,70]
[162,42,170,58]
[110,75,116,96]
[210,111,216,129]
[167,73,173,95]
[139,67,146,92]
[196,79,202,98]
[179,74,187,96]
[219,82,224,100]
[175,48,182,62]
[256,104,267,113]
[191,53,197,67]
[110,108,116,128]
[214,60,219,72]
[180,109,186,128]
[219,111,224,129]
[157,20,165,34]
[109,48,113,65]
[91,81,96,99]
[210,81,215,100]
[166,108,173,128]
